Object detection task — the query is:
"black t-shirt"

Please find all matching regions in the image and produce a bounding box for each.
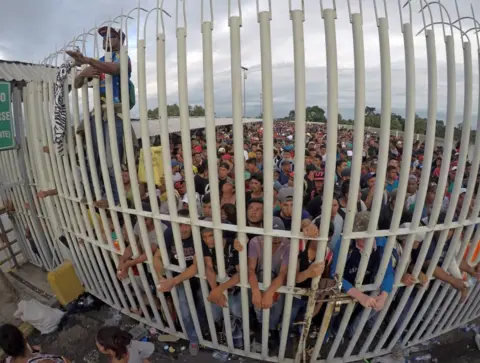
[194,174,209,195]
[202,238,240,293]
[343,240,381,287]
[163,226,199,290]
[296,243,314,300]
[306,195,323,219]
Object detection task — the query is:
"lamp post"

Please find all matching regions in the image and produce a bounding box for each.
[241,66,248,119]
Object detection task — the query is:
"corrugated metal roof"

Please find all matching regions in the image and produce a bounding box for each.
[130,117,260,136]
[0,60,58,82]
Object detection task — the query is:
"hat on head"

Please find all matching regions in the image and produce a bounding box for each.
[218,147,226,153]
[98,26,126,42]
[278,187,294,203]
[174,180,185,189]
[352,211,370,232]
[341,168,351,178]
[313,171,325,181]
[171,160,182,168]
[221,154,232,161]
[459,187,467,195]
[408,175,418,183]
[347,150,353,157]
[272,216,286,231]
[193,146,202,154]
[273,181,283,192]
[281,159,292,165]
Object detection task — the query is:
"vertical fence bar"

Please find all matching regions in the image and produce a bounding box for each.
[229,7,252,357]
[176,21,217,345]
[301,5,338,363]
[374,28,442,354]
[329,12,391,361]
[154,15,188,338]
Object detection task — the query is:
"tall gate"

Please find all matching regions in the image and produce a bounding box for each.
[2,1,480,362]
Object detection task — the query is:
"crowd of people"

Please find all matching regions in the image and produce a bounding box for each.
[5,26,480,361]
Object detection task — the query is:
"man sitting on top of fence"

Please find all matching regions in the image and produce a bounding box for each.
[67,26,135,209]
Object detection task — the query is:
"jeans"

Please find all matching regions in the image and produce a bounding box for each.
[289,297,308,335]
[254,293,286,330]
[175,283,207,344]
[210,292,244,347]
[87,114,124,205]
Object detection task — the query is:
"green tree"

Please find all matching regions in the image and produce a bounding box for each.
[191,104,205,116]
[306,105,326,123]
[167,104,180,116]
[288,110,295,120]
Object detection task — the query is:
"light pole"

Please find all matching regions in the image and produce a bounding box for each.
[241,66,248,119]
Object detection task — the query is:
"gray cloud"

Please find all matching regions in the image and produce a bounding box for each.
[1,0,480,126]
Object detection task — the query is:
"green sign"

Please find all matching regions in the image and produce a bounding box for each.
[0,82,14,150]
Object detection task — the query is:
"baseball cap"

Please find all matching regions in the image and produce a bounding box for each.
[459,187,467,195]
[278,187,294,203]
[352,211,370,232]
[281,159,292,165]
[341,168,351,177]
[171,160,182,168]
[174,180,185,189]
[98,26,126,41]
[192,146,202,154]
[221,154,232,161]
[273,181,283,192]
[408,175,418,183]
[218,147,226,153]
[272,216,286,231]
[313,171,325,181]
[347,150,353,157]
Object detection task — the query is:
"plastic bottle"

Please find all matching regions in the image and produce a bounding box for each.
[411,353,431,361]
[213,351,230,362]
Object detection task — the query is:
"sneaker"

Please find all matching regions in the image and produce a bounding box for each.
[189,343,199,356]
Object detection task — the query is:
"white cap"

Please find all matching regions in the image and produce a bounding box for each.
[287,135,293,141]
[459,187,467,195]
[181,193,189,204]
[347,150,353,157]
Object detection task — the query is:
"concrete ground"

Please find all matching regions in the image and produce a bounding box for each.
[2,263,480,363]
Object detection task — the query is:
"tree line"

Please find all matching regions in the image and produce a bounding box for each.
[147,104,206,118]
[281,105,472,142]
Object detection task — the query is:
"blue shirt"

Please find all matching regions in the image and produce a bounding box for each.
[99,52,131,104]
[386,179,399,193]
[331,236,395,294]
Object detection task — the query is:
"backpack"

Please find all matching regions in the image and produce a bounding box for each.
[128,80,136,109]
[337,201,363,220]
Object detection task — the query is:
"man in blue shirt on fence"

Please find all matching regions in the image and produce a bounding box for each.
[68,26,134,209]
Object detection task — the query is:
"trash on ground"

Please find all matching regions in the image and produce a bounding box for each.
[213,350,230,362]
[14,299,65,334]
[158,333,180,342]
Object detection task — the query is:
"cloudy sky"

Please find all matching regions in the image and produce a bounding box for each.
[2,0,480,125]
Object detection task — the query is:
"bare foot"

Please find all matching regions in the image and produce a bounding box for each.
[93,199,109,209]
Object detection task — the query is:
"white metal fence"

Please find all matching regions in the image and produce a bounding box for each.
[2,0,480,362]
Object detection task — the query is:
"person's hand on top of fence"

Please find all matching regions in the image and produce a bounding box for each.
[373,291,388,312]
[66,50,87,66]
[234,239,244,252]
[306,261,325,278]
[401,273,416,287]
[418,272,429,286]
